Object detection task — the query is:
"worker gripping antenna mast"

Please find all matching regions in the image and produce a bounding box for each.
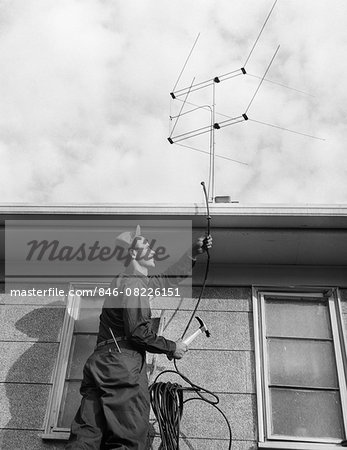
[181,181,211,340]
[149,183,233,449]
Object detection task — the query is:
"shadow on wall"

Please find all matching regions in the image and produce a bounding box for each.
[1,300,156,450]
[1,301,66,450]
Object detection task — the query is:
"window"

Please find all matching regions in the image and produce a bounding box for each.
[253,289,347,449]
[42,283,163,440]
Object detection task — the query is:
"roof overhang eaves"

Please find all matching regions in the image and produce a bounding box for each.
[0,204,347,229]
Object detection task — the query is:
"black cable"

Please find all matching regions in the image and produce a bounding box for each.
[149,182,232,449]
[149,359,233,449]
[181,182,211,340]
[149,381,183,449]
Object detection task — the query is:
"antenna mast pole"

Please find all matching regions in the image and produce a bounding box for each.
[210,81,216,202]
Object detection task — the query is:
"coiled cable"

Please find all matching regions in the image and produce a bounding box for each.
[149,359,232,449]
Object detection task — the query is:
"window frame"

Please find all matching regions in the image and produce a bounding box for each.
[253,287,347,450]
[42,283,81,440]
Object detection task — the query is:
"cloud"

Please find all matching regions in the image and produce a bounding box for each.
[0,0,346,204]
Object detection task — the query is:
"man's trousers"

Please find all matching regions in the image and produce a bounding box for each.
[65,342,150,450]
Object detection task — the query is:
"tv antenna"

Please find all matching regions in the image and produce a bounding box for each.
[167,0,324,203]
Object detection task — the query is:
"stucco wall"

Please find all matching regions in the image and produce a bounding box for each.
[0,287,66,450]
[0,285,256,450]
[1,287,346,450]
[149,287,257,450]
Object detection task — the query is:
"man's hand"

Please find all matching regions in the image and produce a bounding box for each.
[192,235,212,259]
[173,338,188,359]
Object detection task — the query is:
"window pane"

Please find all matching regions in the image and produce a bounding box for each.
[57,381,81,428]
[270,388,343,439]
[268,339,338,388]
[265,299,331,338]
[67,334,97,379]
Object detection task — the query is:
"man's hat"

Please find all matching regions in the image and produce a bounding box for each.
[116,225,141,247]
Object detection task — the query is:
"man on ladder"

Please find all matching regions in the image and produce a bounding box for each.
[66,227,212,450]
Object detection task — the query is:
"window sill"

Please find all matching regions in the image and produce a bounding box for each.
[259,441,345,450]
[41,432,70,441]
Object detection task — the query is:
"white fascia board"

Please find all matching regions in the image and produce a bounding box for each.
[0,203,347,216]
[1,204,347,230]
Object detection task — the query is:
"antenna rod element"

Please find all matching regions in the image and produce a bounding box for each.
[244,0,278,67]
[171,32,200,95]
[245,45,280,115]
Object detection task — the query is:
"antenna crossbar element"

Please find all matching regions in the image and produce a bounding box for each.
[167,124,213,144]
[213,114,247,130]
[170,68,245,99]
[213,117,246,130]
[168,115,247,144]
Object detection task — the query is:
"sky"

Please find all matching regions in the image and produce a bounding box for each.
[0,0,346,205]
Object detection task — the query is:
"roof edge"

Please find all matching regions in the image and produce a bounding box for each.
[0,203,347,217]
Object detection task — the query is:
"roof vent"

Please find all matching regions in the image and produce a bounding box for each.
[214,196,239,204]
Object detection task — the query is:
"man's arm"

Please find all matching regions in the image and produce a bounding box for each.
[148,235,212,290]
[122,279,186,356]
